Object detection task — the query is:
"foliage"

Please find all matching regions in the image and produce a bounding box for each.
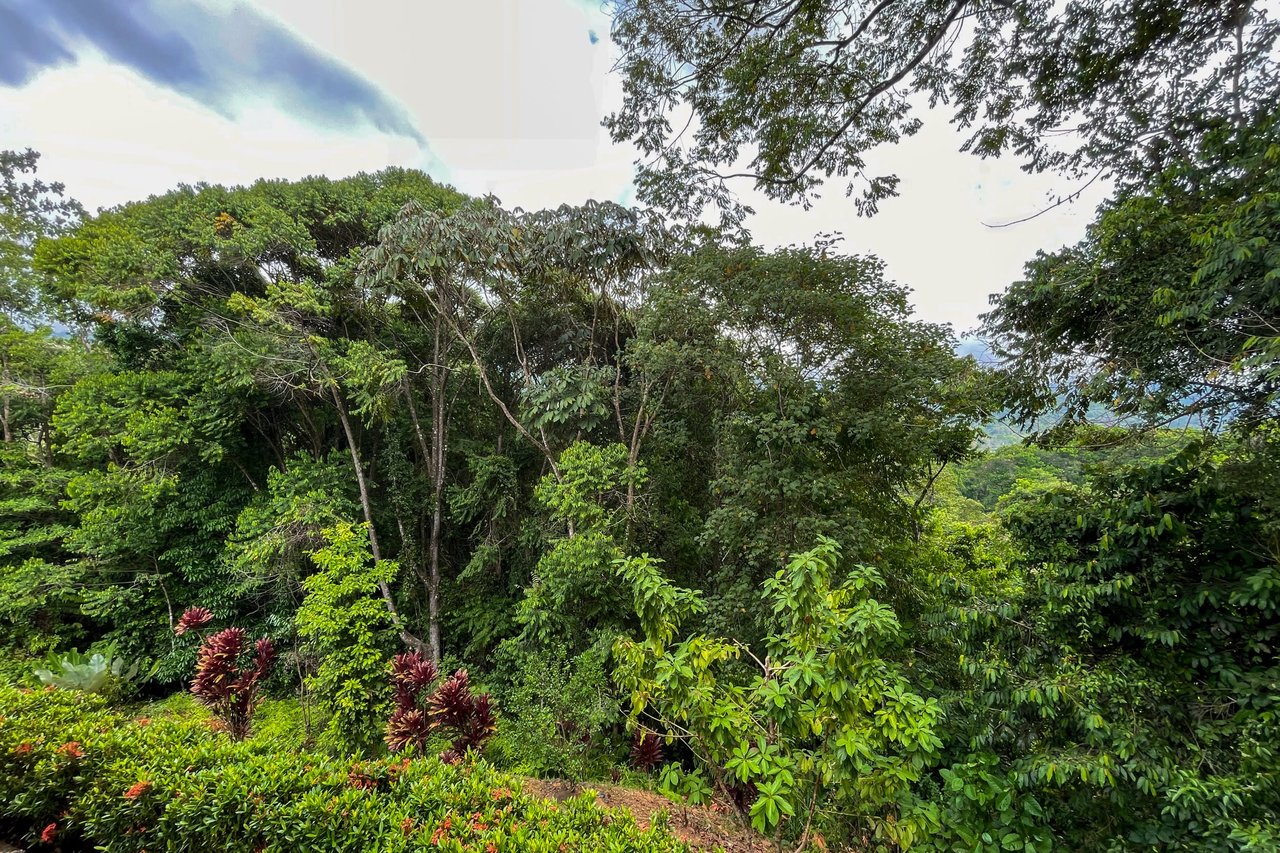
[615,539,943,848]
[6,117,1278,853]
[1,148,83,317]
[0,685,695,853]
[189,627,276,741]
[173,605,213,636]
[294,522,397,753]
[490,643,620,782]
[984,121,1280,433]
[607,0,1280,222]
[955,427,1196,510]
[32,643,142,696]
[226,453,359,591]
[518,441,647,647]
[631,729,664,772]
[927,434,1280,850]
[385,652,496,761]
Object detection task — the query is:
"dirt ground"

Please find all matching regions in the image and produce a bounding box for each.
[520,777,774,853]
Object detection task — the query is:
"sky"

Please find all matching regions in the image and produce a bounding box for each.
[0,0,1110,333]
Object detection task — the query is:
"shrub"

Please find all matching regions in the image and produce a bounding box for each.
[190,627,275,740]
[490,643,620,782]
[294,522,397,753]
[385,652,496,760]
[614,538,944,849]
[173,606,213,636]
[0,685,694,852]
[32,643,142,696]
[631,730,664,772]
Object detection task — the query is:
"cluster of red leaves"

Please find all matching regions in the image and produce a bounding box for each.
[57,741,83,759]
[123,780,152,800]
[385,653,496,759]
[347,764,380,791]
[430,815,453,846]
[41,822,57,843]
[190,627,275,741]
[630,729,664,772]
[174,605,214,636]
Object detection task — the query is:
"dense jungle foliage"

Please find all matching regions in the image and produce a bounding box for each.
[2,0,1279,850]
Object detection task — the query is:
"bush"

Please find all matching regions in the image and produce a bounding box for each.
[0,685,695,852]
[385,653,495,761]
[190,627,275,740]
[32,643,144,698]
[294,523,397,753]
[489,643,621,782]
[614,539,943,849]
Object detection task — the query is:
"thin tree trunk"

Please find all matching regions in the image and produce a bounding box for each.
[1,354,11,444]
[331,386,426,653]
[404,379,444,663]
[426,312,448,665]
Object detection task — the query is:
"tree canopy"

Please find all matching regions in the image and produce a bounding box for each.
[607,0,1279,222]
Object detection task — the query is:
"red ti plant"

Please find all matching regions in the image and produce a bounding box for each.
[174,606,214,636]
[630,729,664,772]
[190,628,275,740]
[385,652,496,760]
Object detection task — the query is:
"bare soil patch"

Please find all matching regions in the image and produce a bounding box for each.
[520,778,772,853]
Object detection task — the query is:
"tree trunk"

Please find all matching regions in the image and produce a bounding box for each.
[1,354,11,444]
[331,386,426,653]
[427,312,448,665]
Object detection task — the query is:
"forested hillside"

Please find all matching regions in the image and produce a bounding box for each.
[2,0,1278,851]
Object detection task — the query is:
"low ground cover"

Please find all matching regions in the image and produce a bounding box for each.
[0,686,699,852]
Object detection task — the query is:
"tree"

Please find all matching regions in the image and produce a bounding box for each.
[606,0,1279,222]
[614,538,944,850]
[33,170,464,664]
[652,241,990,639]
[983,120,1280,434]
[928,435,1280,849]
[1,149,83,319]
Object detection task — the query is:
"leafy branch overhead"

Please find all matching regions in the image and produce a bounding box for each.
[607,0,1280,222]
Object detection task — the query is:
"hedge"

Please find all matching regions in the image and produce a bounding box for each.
[0,686,697,852]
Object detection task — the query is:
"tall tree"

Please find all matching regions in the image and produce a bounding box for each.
[983,118,1280,434]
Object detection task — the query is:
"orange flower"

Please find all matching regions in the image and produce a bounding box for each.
[124,780,152,800]
[41,823,57,843]
[57,741,84,758]
[14,742,32,755]
[430,815,453,846]
[135,717,152,727]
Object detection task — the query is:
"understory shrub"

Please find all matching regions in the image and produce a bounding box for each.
[614,538,944,849]
[294,522,398,753]
[385,653,495,761]
[489,643,621,782]
[189,627,275,740]
[32,643,143,697]
[0,685,695,852]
